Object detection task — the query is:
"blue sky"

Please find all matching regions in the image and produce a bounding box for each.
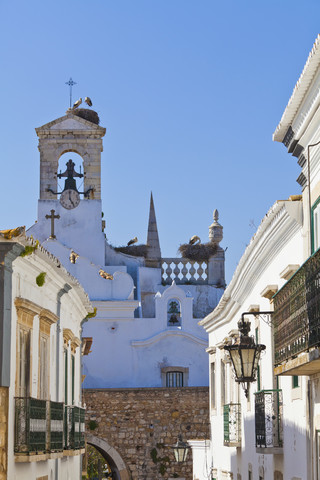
[0,0,319,282]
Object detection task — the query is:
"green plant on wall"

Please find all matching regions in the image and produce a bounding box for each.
[20,242,39,257]
[150,446,171,475]
[88,420,98,431]
[36,272,46,287]
[86,307,97,319]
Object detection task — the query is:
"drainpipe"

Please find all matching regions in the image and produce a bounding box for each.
[55,283,71,480]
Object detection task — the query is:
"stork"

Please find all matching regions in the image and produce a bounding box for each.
[73,97,82,109]
[127,236,138,246]
[85,97,92,107]
[189,235,201,245]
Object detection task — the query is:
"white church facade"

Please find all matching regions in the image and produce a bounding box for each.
[199,34,320,480]
[25,105,226,478]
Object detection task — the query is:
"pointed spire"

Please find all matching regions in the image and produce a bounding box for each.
[146,192,161,268]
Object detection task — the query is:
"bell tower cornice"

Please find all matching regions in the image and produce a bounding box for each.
[35,112,106,138]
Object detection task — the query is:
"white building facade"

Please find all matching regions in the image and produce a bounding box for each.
[199,34,320,480]
[0,233,93,480]
[27,108,225,391]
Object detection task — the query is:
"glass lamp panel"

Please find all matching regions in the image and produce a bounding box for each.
[174,446,188,462]
[240,348,256,378]
[229,349,243,378]
[253,350,261,375]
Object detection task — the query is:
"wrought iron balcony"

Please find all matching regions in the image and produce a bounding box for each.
[15,397,84,455]
[273,248,320,368]
[64,405,85,449]
[223,403,241,447]
[255,390,283,450]
[15,397,48,453]
[50,401,64,451]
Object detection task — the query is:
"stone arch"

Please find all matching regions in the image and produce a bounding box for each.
[86,433,130,480]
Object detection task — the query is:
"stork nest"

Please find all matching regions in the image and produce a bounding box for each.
[114,244,149,257]
[73,108,100,125]
[178,242,218,261]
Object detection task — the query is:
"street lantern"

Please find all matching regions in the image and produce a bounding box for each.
[173,434,190,462]
[224,316,266,397]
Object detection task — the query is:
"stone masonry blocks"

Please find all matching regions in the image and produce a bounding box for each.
[84,387,209,480]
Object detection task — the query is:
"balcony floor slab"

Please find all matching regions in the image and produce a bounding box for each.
[275,348,320,376]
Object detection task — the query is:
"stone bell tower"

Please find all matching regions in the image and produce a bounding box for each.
[36,110,106,200]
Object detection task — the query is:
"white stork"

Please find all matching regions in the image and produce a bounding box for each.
[85,97,93,107]
[189,235,201,245]
[127,236,138,246]
[73,97,82,109]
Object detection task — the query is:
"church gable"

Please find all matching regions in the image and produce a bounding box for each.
[36,113,106,136]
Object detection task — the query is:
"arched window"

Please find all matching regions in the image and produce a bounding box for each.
[167,298,181,326]
[58,152,84,195]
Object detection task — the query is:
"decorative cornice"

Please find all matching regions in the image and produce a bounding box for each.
[283,126,294,148]
[63,328,74,345]
[14,298,42,316]
[131,330,207,348]
[297,172,307,187]
[71,336,81,353]
[39,308,58,324]
[35,113,106,137]
[273,34,320,142]
[298,153,307,168]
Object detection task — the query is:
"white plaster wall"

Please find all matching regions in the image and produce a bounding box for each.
[202,207,308,480]
[189,440,211,480]
[7,249,89,480]
[82,314,208,388]
[28,199,106,266]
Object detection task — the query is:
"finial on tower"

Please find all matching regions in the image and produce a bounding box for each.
[209,209,223,245]
[146,192,161,268]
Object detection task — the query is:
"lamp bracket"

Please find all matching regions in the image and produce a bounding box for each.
[241,311,274,327]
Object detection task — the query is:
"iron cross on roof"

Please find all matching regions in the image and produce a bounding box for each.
[45,209,60,239]
[65,77,77,109]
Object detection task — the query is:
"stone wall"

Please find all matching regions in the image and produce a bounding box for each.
[84,387,209,480]
[0,387,8,480]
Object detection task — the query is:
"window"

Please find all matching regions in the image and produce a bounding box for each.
[221,360,226,406]
[210,362,216,409]
[167,299,181,326]
[312,197,320,253]
[292,375,299,389]
[15,299,38,398]
[161,367,188,387]
[64,348,68,404]
[17,326,31,397]
[39,334,49,399]
[71,354,75,404]
[166,371,183,387]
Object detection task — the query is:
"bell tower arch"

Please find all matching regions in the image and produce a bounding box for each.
[35,111,106,200]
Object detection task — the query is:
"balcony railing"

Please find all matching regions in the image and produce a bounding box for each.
[223,403,241,447]
[64,405,85,449]
[15,397,48,453]
[50,401,64,451]
[161,258,208,285]
[255,390,283,449]
[273,248,320,365]
[15,397,85,454]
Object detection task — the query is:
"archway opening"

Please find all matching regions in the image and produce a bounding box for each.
[85,441,122,480]
[84,444,114,479]
[58,152,84,195]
